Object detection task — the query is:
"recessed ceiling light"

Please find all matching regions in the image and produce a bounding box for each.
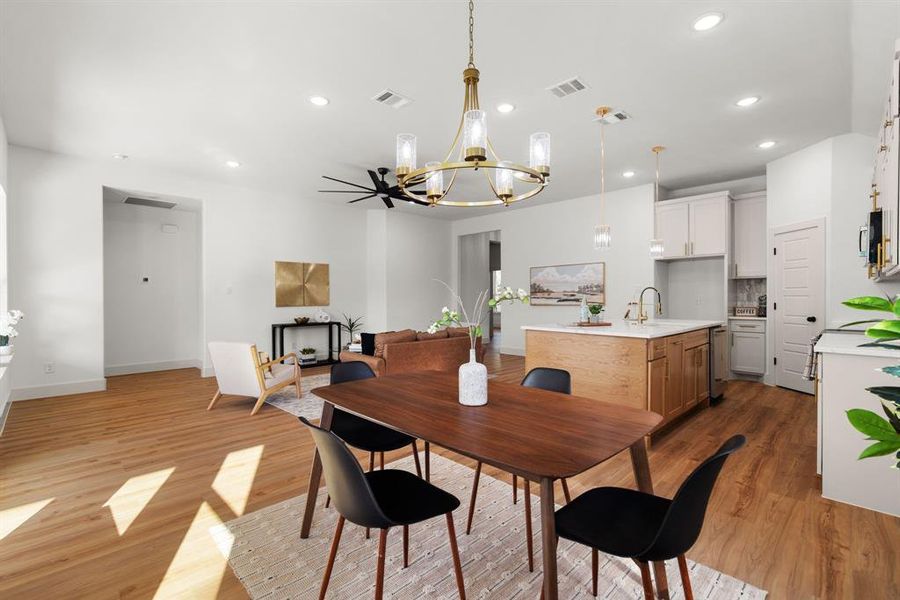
[622,170,635,178]
[758,140,776,149]
[112,153,128,160]
[309,95,329,106]
[225,160,241,168]
[496,103,515,113]
[736,96,759,107]
[693,12,724,31]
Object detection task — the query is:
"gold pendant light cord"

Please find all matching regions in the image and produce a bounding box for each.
[599,121,606,222]
[655,149,660,202]
[468,0,476,67]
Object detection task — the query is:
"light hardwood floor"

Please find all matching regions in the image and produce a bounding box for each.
[0,347,898,599]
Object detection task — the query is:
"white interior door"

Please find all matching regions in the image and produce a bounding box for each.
[773,220,825,394]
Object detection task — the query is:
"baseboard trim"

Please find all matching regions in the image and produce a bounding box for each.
[500,345,525,356]
[12,378,108,401]
[0,399,11,436]
[201,366,215,378]
[105,359,202,377]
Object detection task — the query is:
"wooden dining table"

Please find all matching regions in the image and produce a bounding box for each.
[300,370,665,600]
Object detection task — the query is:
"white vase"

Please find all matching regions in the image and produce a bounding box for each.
[0,345,12,356]
[458,348,487,406]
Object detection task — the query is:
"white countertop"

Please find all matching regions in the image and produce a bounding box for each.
[815,331,900,359]
[522,319,723,339]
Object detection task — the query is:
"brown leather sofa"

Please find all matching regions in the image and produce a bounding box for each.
[339,328,485,377]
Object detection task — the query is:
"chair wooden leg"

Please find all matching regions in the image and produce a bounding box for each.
[379,451,384,470]
[678,555,693,600]
[424,442,431,482]
[319,515,344,600]
[207,389,222,410]
[524,479,534,572]
[294,377,302,399]
[411,441,423,478]
[402,525,409,568]
[638,561,655,600]
[561,478,572,504]
[445,513,467,600]
[250,390,270,415]
[375,528,388,600]
[465,461,482,535]
[591,548,598,596]
[512,474,518,504]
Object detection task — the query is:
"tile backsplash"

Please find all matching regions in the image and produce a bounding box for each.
[731,278,767,308]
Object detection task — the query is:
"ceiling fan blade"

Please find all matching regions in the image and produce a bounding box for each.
[368,170,387,193]
[348,193,377,204]
[322,175,373,191]
[319,190,376,193]
[382,196,395,209]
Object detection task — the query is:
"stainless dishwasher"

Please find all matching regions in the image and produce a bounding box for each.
[711,327,727,400]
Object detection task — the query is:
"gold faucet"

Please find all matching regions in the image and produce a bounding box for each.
[638,286,663,324]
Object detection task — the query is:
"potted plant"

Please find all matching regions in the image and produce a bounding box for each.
[341,313,364,347]
[588,303,604,324]
[840,295,900,469]
[299,347,318,366]
[0,310,24,357]
[430,281,528,406]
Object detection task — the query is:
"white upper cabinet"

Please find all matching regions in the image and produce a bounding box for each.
[656,202,690,258]
[654,192,728,259]
[731,194,767,278]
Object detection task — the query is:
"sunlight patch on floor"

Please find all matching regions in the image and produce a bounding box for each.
[211,444,264,517]
[152,501,232,600]
[103,467,175,535]
[0,497,54,541]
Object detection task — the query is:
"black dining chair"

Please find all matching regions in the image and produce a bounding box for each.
[550,435,746,599]
[300,417,466,600]
[465,367,573,572]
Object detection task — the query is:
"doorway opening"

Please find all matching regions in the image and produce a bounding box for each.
[457,230,500,347]
[102,187,203,376]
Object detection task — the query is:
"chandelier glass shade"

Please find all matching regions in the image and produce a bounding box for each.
[649,145,666,258]
[394,1,549,207]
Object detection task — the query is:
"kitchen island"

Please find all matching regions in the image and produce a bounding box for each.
[523,319,722,430]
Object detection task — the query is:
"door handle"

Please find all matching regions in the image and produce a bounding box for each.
[806,316,817,323]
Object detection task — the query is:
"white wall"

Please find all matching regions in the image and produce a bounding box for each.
[0,113,10,430]
[451,184,656,354]
[8,145,372,398]
[765,133,900,384]
[665,257,727,320]
[103,201,201,375]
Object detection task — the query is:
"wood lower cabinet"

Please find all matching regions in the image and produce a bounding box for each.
[649,331,710,428]
[664,337,684,418]
[648,357,666,417]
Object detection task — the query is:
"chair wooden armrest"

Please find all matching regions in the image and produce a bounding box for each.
[258,353,299,370]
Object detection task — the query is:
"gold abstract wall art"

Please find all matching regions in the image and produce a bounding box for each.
[274,261,330,307]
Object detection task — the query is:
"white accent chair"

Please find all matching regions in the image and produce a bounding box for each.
[207,342,301,415]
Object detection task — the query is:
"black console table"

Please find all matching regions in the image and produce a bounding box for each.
[271,321,342,367]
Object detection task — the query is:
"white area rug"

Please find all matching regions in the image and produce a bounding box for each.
[212,455,767,599]
[264,374,330,421]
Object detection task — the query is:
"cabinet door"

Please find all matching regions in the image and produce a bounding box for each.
[664,337,684,417]
[690,197,727,256]
[648,357,666,418]
[731,332,766,374]
[683,346,698,409]
[697,344,710,403]
[732,197,767,277]
[656,203,689,259]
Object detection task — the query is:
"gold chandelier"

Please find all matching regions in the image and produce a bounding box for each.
[395,0,550,207]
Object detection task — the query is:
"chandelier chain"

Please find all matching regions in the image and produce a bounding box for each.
[468,0,475,67]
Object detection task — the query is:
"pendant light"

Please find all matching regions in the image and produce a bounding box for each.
[649,145,666,258]
[593,107,612,249]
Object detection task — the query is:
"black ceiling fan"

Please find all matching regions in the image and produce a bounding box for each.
[319,167,429,208]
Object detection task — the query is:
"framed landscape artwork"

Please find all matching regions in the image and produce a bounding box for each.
[529,262,606,306]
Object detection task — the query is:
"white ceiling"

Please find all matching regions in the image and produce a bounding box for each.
[1,1,898,220]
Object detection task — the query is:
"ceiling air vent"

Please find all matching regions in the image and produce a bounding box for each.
[547,76,588,98]
[593,109,631,124]
[123,196,176,209]
[372,89,412,109]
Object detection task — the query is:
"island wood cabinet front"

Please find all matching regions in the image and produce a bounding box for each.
[525,328,711,429]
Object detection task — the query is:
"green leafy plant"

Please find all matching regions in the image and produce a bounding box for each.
[841,295,900,468]
[588,303,604,315]
[429,281,529,352]
[341,313,364,340]
[300,347,317,356]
